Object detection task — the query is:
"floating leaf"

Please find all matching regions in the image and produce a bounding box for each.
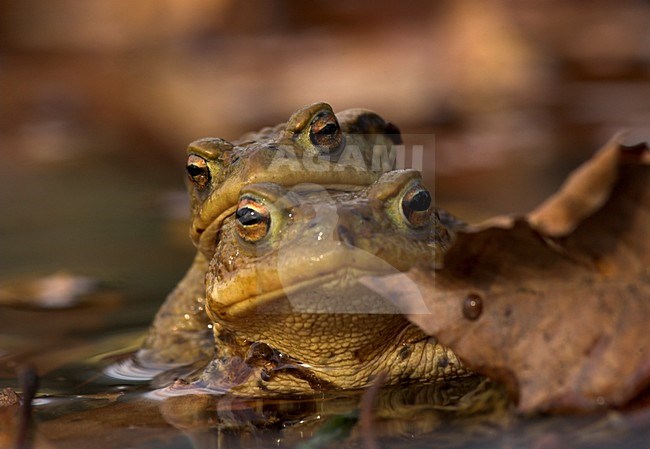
[370,136,650,413]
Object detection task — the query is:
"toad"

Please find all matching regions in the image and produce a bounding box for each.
[196,170,467,394]
[138,103,403,369]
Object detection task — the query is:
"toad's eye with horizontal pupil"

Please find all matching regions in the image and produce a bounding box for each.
[235,198,271,243]
[186,154,210,189]
[401,185,433,228]
[309,112,343,153]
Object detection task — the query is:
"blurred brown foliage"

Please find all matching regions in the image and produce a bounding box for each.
[1,0,648,182]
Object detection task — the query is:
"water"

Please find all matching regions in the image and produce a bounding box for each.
[8,355,650,449]
[1,135,649,449]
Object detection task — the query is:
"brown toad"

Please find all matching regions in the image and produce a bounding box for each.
[138,103,403,369]
[194,170,467,395]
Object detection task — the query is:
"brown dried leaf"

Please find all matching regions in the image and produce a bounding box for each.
[372,137,650,413]
[529,134,650,237]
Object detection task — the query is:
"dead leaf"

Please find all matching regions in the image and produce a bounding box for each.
[529,134,650,237]
[369,136,650,413]
[0,271,99,309]
[0,388,20,449]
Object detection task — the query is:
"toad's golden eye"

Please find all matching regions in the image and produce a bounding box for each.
[235,197,271,243]
[309,112,343,153]
[401,184,433,228]
[186,154,210,189]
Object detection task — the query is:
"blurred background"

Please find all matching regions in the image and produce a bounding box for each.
[1,0,650,347]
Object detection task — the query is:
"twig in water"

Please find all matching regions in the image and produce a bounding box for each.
[359,371,387,449]
[16,365,39,449]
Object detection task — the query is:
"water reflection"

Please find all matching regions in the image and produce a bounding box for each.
[22,357,650,449]
[32,366,507,449]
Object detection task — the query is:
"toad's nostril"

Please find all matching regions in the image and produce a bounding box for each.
[336,224,356,248]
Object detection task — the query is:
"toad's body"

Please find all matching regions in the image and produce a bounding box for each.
[137,103,467,395]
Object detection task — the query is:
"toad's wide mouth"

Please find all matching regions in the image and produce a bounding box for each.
[207,255,431,321]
